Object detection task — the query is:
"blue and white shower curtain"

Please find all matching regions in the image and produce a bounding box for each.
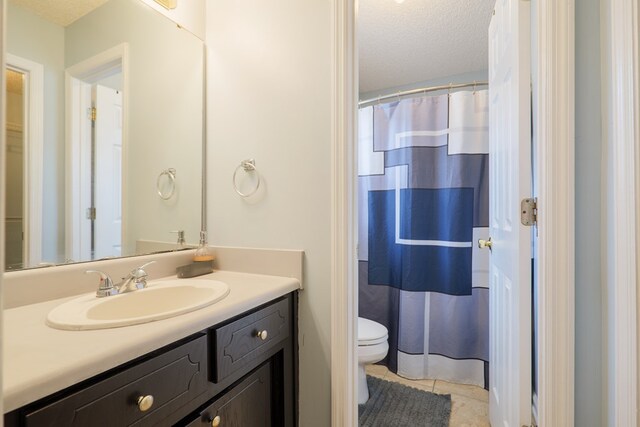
[358,90,490,388]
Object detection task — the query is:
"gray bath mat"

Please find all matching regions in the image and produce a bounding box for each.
[359,376,451,427]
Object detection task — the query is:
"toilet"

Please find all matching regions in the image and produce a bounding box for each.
[358,317,389,404]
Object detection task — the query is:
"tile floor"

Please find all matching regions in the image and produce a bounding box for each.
[365,364,489,427]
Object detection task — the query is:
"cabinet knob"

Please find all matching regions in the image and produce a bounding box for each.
[137,395,154,412]
[256,330,268,340]
[210,415,221,426]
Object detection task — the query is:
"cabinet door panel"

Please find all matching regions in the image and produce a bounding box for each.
[24,335,207,427]
[186,363,271,427]
[214,297,289,382]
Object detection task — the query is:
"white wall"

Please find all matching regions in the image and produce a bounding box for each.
[205,2,332,425]
[6,3,65,264]
[65,0,203,253]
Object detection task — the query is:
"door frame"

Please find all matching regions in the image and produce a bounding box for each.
[5,53,44,267]
[1,0,5,417]
[65,43,129,261]
[329,0,576,425]
[601,0,639,424]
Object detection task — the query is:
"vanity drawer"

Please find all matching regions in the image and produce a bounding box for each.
[184,362,272,427]
[24,335,208,427]
[213,297,289,382]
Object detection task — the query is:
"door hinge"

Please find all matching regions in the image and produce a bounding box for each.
[520,198,537,226]
[86,207,96,220]
[90,107,97,122]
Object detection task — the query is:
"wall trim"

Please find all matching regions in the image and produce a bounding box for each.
[601,0,639,424]
[1,0,7,417]
[533,1,576,425]
[330,0,358,425]
[6,53,44,267]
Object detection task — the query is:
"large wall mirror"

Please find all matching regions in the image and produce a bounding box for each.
[4,0,203,271]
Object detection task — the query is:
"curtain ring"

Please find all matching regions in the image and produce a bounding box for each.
[157,168,176,200]
[473,80,478,94]
[233,159,261,198]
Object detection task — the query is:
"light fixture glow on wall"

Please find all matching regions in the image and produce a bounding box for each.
[154,0,177,10]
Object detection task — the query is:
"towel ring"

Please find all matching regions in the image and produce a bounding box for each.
[233,159,261,198]
[157,168,176,200]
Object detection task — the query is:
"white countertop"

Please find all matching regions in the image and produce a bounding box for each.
[2,270,300,413]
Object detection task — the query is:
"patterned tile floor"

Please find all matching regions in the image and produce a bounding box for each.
[365,365,490,427]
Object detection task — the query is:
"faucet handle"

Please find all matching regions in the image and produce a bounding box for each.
[128,261,156,290]
[85,270,119,297]
[132,261,156,277]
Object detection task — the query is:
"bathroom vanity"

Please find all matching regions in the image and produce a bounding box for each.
[2,270,300,427]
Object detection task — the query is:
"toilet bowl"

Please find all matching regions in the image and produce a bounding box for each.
[358,317,389,404]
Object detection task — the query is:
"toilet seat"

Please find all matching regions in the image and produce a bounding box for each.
[357,317,389,404]
[358,317,388,346]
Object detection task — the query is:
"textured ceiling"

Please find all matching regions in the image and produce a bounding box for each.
[6,69,23,95]
[9,0,108,27]
[359,0,495,93]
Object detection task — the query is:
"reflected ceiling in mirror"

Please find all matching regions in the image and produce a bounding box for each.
[4,0,203,271]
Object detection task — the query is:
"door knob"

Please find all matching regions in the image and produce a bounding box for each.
[256,330,268,340]
[210,415,221,426]
[478,237,492,251]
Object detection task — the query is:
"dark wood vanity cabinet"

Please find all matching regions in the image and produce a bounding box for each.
[184,362,272,427]
[4,293,297,427]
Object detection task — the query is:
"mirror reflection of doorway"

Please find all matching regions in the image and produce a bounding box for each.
[5,68,25,270]
[91,81,123,259]
[65,46,126,263]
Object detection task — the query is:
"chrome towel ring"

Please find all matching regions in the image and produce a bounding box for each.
[233,159,261,198]
[157,168,176,200]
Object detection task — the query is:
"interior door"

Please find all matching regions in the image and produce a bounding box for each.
[93,84,123,259]
[5,69,25,269]
[487,0,532,426]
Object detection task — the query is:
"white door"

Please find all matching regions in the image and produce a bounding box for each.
[93,84,123,258]
[488,0,532,426]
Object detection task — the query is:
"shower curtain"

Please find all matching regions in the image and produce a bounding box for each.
[358,90,490,388]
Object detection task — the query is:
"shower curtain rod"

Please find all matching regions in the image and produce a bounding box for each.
[358,81,489,107]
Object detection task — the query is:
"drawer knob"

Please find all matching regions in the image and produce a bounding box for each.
[256,330,268,340]
[137,395,154,412]
[210,415,221,426]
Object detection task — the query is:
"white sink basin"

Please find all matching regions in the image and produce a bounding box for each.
[46,279,230,331]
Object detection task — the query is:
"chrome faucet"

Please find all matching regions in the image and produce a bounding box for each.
[85,270,119,297]
[85,261,156,298]
[116,261,156,294]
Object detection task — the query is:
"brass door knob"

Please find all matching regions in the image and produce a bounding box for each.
[210,415,221,426]
[256,330,268,340]
[137,395,154,412]
[478,237,492,251]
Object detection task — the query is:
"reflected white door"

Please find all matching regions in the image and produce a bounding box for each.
[93,84,123,258]
[488,0,532,425]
